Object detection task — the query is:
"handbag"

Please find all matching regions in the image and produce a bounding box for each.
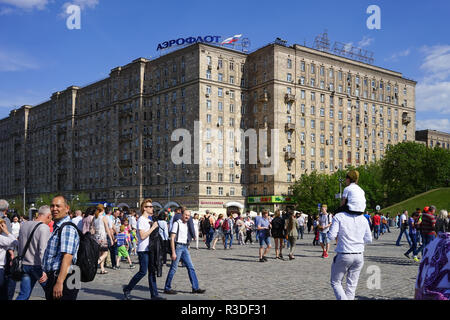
[10,222,43,281]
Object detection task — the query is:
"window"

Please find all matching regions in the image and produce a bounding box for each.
[207,114,211,123]
[229,76,234,84]
[218,88,223,97]
[218,59,223,69]
[206,186,211,195]
[206,172,211,181]
[218,73,223,82]
[287,73,292,82]
[311,119,315,128]
[218,173,223,182]
[218,187,223,195]
[218,101,223,111]
[207,100,211,110]
[311,64,315,74]
[301,61,305,71]
[206,70,211,79]
[287,59,292,69]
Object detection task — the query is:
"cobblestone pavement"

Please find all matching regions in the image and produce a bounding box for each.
[20,227,419,300]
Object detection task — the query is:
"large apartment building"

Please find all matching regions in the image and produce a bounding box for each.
[0,40,416,214]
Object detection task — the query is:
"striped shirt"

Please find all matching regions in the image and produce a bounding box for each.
[42,216,79,273]
[420,212,436,235]
[116,232,127,247]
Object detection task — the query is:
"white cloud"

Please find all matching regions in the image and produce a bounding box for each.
[384,49,410,61]
[415,44,450,128]
[358,36,374,48]
[416,81,450,114]
[0,49,39,72]
[415,118,450,132]
[420,45,450,82]
[0,0,48,10]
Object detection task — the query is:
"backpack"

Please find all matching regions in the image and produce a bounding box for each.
[214,219,222,230]
[202,217,211,232]
[58,222,99,283]
[222,218,231,232]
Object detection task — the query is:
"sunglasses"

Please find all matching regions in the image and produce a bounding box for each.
[144,205,153,208]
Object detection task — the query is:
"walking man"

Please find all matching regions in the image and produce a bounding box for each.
[42,196,80,300]
[396,210,411,246]
[202,210,215,249]
[164,209,205,295]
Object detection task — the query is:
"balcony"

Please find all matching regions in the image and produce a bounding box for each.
[284,93,296,103]
[402,116,411,124]
[119,159,132,167]
[259,92,269,103]
[285,123,295,131]
[119,133,133,143]
[285,151,296,161]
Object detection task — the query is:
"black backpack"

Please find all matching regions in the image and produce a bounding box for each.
[202,217,211,232]
[58,222,100,282]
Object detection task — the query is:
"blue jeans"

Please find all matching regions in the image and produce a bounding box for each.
[416,234,436,256]
[124,251,159,298]
[396,228,411,246]
[0,268,17,300]
[16,265,47,300]
[373,225,380,239]
[205,228,214,247]
[164,244,199,291]
[224,232,233,248]
[405,233,419,256]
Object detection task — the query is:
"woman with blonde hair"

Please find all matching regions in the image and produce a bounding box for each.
[436,209,449,233]
[285,212,299,260]
[94,206,112,274]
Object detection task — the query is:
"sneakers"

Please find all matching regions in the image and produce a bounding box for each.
[123,287,131,300]
[413,256,421,262]
[192,288,206,294]
[129,264,136,269]
[323,252,329,258]
[262,256,268,261]
[164,289,177,295]
[259,258,265,262]
[404,253,411,259]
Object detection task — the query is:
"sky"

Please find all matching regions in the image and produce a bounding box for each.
[0,0,449,132]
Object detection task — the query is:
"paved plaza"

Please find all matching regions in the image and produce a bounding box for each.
[20,227,419,300]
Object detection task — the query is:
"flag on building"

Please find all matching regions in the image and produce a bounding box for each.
[221,34,242,45]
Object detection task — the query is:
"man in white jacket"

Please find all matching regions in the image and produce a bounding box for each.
[327,170,372,300]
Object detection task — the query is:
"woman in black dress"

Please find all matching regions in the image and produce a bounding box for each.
[271,210,286,260]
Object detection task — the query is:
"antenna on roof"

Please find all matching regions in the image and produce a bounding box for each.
[313,30,331,52]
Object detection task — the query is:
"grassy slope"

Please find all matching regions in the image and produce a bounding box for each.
[380,188,450,215]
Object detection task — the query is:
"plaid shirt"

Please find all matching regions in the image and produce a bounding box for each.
[43,215,79,273]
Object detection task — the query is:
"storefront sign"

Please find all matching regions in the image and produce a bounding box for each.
[247,196,295,204]
[157,35,221,51]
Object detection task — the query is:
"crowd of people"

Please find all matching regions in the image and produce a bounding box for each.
[0,168,448,300]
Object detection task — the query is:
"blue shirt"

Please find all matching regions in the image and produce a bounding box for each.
[257,217,270,238]
[364,214,372,226]
[116,233,127,247]
[42,216,79,273]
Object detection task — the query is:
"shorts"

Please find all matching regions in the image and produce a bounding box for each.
[319,232,329,244]
[259,236,271,248]
[117,245,129,258]
[214,229,224,239]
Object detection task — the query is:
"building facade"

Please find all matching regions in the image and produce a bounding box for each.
[0,41,417,214]
[415,129,450,149]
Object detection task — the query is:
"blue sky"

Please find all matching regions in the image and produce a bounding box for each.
[0,0,449,132]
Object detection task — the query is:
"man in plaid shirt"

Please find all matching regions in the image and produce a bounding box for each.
[416,206,437,256]
[42,196,80,300]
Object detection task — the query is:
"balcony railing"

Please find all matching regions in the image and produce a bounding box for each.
[285,123,296,131]
[402,116,411,124]
[285,151,296,161]
[284,93,296,103]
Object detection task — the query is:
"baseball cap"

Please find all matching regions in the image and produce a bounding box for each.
[423,206,430,213]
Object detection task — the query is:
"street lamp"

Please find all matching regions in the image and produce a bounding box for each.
[114,191,124,206]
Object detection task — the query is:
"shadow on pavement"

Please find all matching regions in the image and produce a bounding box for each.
[365,255,418,266]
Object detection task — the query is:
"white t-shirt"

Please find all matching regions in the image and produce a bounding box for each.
[171,220,188,244]
[11,222,20,239]
[136,216,151,252]
[400,214,407,224]
[297,216,305,226]
[129,216,137,229]
[342,183,366,213]
[71,216,83,231]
